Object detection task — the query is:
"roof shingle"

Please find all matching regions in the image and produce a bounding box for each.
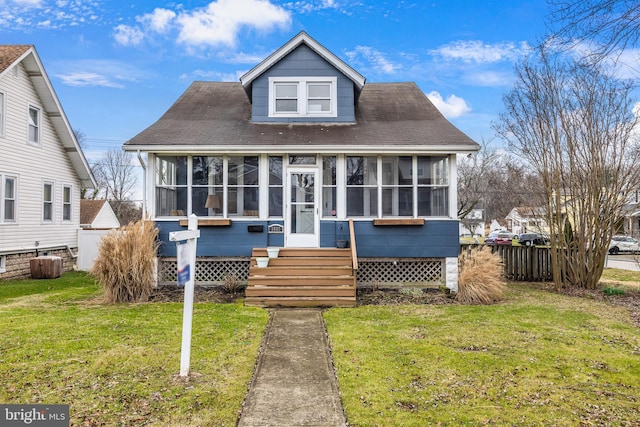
[124,82,478,151]
[0,45,32,73]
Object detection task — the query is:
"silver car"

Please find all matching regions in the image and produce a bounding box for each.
[608,235,640,255]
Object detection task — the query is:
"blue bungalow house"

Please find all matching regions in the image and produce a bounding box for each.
[123,32,479,306]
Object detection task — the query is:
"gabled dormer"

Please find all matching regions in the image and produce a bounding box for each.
[240,31,366,124]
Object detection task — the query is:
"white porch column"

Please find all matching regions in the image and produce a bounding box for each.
[445,256,458,292]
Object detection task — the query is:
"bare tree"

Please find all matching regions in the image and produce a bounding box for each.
[457,140,499,221]
[549,0,640,59]
[458,142,544,231]
[495,46,640,289]
[92,149,140,224]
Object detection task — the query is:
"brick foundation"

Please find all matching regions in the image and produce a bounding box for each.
[0,249,76,281]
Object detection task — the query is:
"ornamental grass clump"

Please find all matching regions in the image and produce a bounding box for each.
[92,218,159,303]
[456,245,506,304]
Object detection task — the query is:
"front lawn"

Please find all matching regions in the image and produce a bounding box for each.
[0,272,268,426]
[325,282,640,426]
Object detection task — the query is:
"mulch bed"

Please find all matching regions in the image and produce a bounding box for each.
[148,283,640,328]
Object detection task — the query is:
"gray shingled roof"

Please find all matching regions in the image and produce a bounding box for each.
[124,81,478,153]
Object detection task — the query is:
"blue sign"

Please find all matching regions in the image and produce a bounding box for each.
[177,242,190,287]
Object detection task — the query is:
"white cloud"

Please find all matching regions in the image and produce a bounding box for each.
[426,91,471,118]
[54,60,145,89]
[345,46,401,75]
[465,71,516,87]
[137,8,176,34]
[282,0,342,14]
[112,0,291,53]
[113,24,144,47]
[0,0,101,30]
[431,40,530,64]
[176,0,290,48]
[56,72,125,88]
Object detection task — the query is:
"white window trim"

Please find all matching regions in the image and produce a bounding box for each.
[268,76,337,118]
[28,103,42,145]
[43,180,54,223]
[0,255,6,273]
[62,184,73,222]
[1,173,18,224]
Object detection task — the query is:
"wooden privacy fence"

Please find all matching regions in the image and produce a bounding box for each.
[461,244,553,282]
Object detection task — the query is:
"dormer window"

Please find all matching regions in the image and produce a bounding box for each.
[269,77,337,118]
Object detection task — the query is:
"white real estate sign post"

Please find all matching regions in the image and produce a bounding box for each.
[169,214,200,377]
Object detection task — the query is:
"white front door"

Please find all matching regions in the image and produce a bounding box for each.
[285,168,319,247]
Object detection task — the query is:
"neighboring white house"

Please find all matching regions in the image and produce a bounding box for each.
[505,207,549,235]
[80,199,120,229]
[77,199,120,272]
[0,45,96,279]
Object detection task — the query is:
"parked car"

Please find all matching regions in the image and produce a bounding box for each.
[484,231,500,245]
[608,235,640,255]
[496,232,515,245]
[518,232,549,246]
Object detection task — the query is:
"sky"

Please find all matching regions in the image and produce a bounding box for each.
[1,0,555,194]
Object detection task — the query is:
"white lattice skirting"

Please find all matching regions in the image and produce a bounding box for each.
[157,257,444,287]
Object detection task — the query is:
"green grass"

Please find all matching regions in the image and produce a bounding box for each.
[325,283,640,426]
[0,272,268,426]
[601,266,640,286]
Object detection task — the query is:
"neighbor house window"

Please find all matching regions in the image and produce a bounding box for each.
[43,182,53,222]
[28,105,41,144]
[269,156,283,217]
[346,156,378,217]
[1,175,17,223]
[62,185,72,221]
[269,77,337,118]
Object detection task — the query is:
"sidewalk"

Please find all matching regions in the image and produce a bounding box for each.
[238,309,347,427]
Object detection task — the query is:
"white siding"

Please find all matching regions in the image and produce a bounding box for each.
[92,204,120,228]
[0,61,82,253]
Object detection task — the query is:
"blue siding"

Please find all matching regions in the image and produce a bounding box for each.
[157,221,284,257]
[251,44,355,123]
[157,219,458,258]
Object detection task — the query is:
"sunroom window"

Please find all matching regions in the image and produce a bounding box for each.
[346,156,378,217]
[228,156,259,217]
[346,155,449,218]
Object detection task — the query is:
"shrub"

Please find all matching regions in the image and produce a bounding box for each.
[92,218,159,303]
[456,246,506,304]
[221,273,240,294]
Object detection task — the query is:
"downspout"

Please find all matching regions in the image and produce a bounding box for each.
[137,150,147,217]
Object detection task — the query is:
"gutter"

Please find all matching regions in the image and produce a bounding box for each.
[137,150,147,217]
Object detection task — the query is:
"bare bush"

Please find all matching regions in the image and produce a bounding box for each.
[456,246,506,305]
[92,219,159,303]
[221,273,240,294]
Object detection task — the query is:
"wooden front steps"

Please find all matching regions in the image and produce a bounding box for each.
[245,248,356,307]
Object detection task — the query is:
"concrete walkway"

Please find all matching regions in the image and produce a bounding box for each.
[238,309,347,427]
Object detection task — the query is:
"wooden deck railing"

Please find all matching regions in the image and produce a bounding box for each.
[349,219,358,271]
[461,244,553,282]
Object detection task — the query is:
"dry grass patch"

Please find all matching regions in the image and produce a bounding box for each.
[92,219,159,303]
[456,245,506,304]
